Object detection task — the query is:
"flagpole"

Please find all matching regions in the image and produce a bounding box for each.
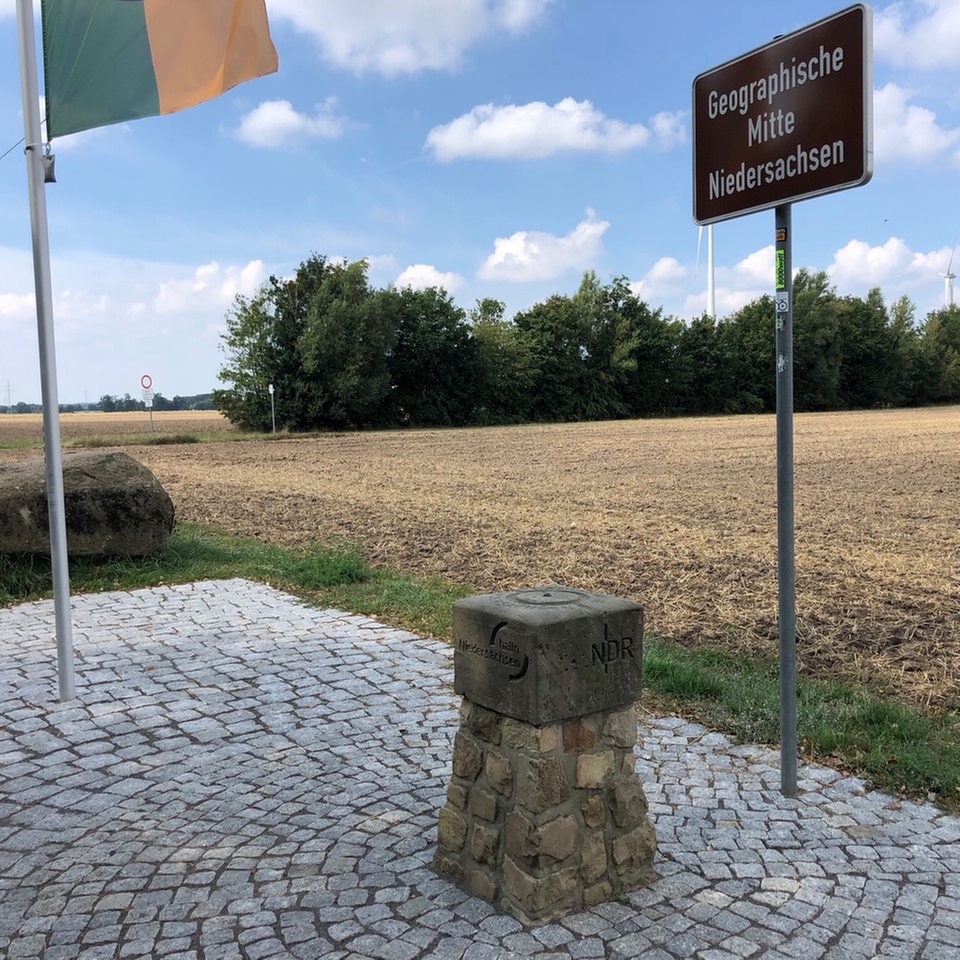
[16,0,76,702]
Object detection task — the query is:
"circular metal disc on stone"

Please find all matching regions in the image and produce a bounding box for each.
[510,588,588,606]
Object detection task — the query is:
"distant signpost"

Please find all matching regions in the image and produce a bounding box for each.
[141,373,155,431]
[692,4,873,799]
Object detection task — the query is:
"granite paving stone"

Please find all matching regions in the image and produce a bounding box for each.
[2,578,959,958]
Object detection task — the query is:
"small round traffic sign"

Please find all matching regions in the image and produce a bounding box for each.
[140,374,152,390]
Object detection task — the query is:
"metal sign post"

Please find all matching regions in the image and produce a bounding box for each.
[693,5,873,796]
[775,206,796,796]
[141,375,155,432]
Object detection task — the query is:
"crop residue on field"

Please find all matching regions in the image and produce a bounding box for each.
[3,407,957,709]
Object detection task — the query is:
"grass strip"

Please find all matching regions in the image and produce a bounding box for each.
[0,430,262,451]
[2,521,957,812]
[644,639,960,810]
[0,522,371,602]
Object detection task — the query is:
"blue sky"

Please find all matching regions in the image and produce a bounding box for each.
[1,0,959,405]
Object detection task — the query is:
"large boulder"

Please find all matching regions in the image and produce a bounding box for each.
[0,450,175,557]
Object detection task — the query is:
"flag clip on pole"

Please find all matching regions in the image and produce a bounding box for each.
[43,146,56,183]
[17,0,76,702]
[775,206,797,797]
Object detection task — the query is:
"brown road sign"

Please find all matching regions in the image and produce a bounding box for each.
[693,4,873,224]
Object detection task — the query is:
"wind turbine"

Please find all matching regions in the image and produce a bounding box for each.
[939,246,957,308]
[696,224,716,318]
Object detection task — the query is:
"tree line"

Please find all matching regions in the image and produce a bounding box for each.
[1,394,213,415]
[213,254,960,431]
[95,393,214,413]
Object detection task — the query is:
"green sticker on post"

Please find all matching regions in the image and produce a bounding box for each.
[775,249,786,290]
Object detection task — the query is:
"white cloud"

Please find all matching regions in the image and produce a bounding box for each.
[426,98,685,161]
[646,257,686,285]
[828,237,956,291]
[685,247,771,319]
[396,264,464,292]
[3,256,264,346]
[267,0,551,74]
[628,257,686,306]
[0,292,34,323]
[649,111,688,151]
[230,261,269,299]
[873,83,960,165]
[0,247,37,328]
[628,249,770,320]
[875,0,960,70]
[496,0,550,30]
[734,246,774,287]
[153,261,267,314]
[828,237,917,288]
[234,98,345,148]
[365,253,399,273]
[920,245,960,276]
[674,237,953,317]
[672,238,960,321]
[683,286,764,319]
[478,210,608,282]
[4,254,275,400]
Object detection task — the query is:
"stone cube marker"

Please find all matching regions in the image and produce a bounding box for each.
[437,586,656,923]
[453,586,643,725]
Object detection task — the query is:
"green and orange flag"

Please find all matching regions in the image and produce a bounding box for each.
[42,0,278,138]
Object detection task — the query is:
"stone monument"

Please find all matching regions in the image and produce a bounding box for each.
[434,586,656,923]
[0,451,174,556]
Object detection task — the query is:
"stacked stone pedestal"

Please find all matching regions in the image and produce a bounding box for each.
[435,698,656,922]
[434,586,656,923]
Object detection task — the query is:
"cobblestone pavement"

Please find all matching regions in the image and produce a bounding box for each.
[2,579,959,960]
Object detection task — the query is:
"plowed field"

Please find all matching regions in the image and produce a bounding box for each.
[2,407,958,709]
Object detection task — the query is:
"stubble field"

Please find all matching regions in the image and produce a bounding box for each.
[2,407,958,709]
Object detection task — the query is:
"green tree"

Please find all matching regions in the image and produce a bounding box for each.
[576,273,639,420]
[615,284,681,417]
[920,305,960,402]
[793,269,842,411]
[470,299,538,423]
[514,291,588,421]
[384,286,480,426]
[886,295,923,406]
[834,287,896,408]
[298,260,395,429]
[514,274,656,422]
[215,254,334,431]
[214,288,279,430]
[716,296,776,413]
[673,314,732,413]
